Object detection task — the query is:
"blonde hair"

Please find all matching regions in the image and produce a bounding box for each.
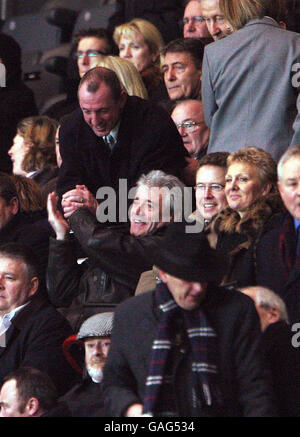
[220,0,287,30]
[113,18,164,66]
[97,56,148,99]
[17,116,58,173]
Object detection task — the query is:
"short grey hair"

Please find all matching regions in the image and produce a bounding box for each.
[243,286,289,323]
[277,145,300,181]
[136,170,187,222]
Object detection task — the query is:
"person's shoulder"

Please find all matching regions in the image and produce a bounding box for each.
[60,107,82,128]
[125,95,170,118]
[114,290,155,325]
[207,285,256,314]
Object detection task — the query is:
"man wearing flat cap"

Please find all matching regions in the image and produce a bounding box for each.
[103,221,276,417]
[60,312,113,417]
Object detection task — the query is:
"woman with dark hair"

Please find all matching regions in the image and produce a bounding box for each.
[0,33,38,174]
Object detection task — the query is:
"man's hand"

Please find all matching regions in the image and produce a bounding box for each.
[47,192,70,240]
[124,403,143,417]
[62,185,98,219]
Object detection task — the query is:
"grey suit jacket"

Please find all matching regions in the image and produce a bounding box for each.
[202,17,300,162]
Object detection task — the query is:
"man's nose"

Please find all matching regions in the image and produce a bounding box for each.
[186,19,195,32]
[210,21,219,36]
[90,112,100,127]
[178,126,187,137]
[81,53,90,65]
[166,67,176,82]
[204,185,213,198]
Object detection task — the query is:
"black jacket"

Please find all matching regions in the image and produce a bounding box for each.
[103,287,276,417]
[254,211,300,325]
[0,210,52,285]
[47,209,167,330]
[0,294,76,396]
[57,95,187,200]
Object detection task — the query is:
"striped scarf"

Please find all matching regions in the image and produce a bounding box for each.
[143,282,220,416]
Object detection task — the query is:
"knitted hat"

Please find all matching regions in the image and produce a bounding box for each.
[77,312,114,341]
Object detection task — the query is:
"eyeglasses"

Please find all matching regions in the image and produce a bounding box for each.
[194,183,225,192]
[181,16,205,26]
[73,50,107,59]
[176,121,204,133]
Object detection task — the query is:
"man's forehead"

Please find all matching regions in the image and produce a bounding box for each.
[163,51,194,66]
[281,156,300,174]
[135,186,162,203]
[184,1,203,16]
[172,101,204,121]
[201,0,222,15]
[0,255,26,271]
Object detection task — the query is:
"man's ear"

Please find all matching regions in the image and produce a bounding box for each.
[267,307,280,325]
[9,197,19,215]
[25,397,40,416]
[28,277,39,299]
[261,183,272,197]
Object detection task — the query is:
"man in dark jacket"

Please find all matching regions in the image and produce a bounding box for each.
[102,221,276,417]
[56,67,188,206]
[255,145,300,325]
[0,243,75,396]
[241,285,300,417]
[0,172,51,284]
[47,170,188,331]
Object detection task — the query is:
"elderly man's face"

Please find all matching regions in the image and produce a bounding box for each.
[0,379,28,417]
[278,156,300,221]
[171,101,209,158]
[201,0,233,41]
[0,256,38,315]
[85,337,111,382]
[162,52,201,100]
[159,270,208,311]
[129,186,170,237]
[195,165,227,221]
[79,81,127,137]
[183,1,210,39]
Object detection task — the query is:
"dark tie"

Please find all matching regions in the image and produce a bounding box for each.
[105,134,115,150]
[297,225,300,258]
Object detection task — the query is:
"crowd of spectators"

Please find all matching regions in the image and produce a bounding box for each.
[0,0,299,418]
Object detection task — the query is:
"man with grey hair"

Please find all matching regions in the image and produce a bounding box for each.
[254,145,300,326]
[56,66,188,208]
[47,170,188,330]
[241,286,300,416]
[60,312,114,417]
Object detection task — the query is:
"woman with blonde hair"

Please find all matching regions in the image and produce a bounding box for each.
[97,56,148,99]
[8,116,59,195]
[113,18,165,100]
[208,146,284,287]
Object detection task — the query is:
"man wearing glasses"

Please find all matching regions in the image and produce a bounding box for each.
[182,0,212,40]
[73,28,115,78]
[171,99,209,160]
